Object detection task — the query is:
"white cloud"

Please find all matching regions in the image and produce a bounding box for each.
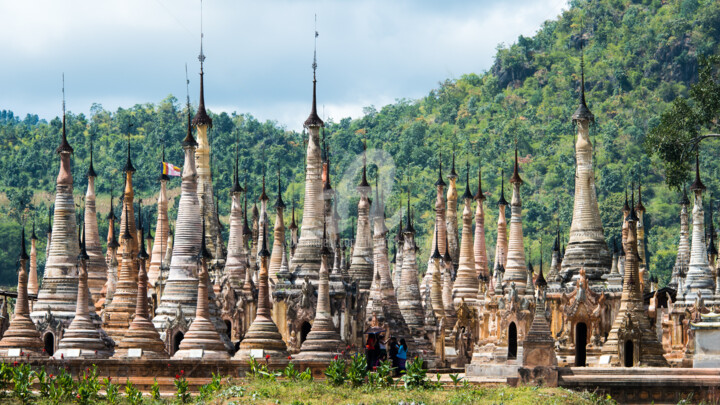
[0,0,567,131]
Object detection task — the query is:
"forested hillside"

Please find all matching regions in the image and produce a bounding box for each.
[1,0,719,286]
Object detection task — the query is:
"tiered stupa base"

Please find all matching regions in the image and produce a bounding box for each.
[113,316,169,359]
[172,316,229,360]
[561,241,612,282]
[235,318,290,364]
[54,314,113,359]
[0,315,46,359]
[294,319,342,362]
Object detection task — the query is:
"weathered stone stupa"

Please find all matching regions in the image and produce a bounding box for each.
[173,222,229,360]
[84,141,108,303]
[599,189,668,367]
[225,140,247,291]
[349,144,374,294]
[503,148,528,295]
[669,187,691,289]
[113,220,168,359]
[235,220,289,364]
[28,222,39,297]
[193,44,223,264]
[102,145,140,340]
[148,146,171,287]
[560,59,611,281]
[683,153,715,300]
[290,54,325,282]
[153,94,231,351]
[269,175,286,287]
[54,222,113,359]
[31,97,81,327]
[446,153,460,270]
[494,171,509,278]
[453,162,479,304]
[474,162,489,282]
[295,223,343,361]
[100,193,120,308]
[0,229,45,359]
[522,261,557,368]
[422,159,447,299]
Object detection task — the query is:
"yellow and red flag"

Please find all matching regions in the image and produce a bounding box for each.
[162,162,181,177]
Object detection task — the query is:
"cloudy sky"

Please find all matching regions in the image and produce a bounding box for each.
[0,0,567,131]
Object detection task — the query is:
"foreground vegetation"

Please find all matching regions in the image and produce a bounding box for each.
[1,0,720,285]
[0,358,614,404]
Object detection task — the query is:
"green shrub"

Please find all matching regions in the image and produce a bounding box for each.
[174,370,190,403]
[199,372,223,400]
[150,378,161,401]
[10,362,34,403]
[102,377,119,404]
[125,380,143,405]
[346,354,368,387]
[75,365,101,405]
[282,362,300,381]
[324,357,347,386]
[400,357,428,390]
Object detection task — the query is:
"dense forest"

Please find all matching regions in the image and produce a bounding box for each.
[1,0,719,287]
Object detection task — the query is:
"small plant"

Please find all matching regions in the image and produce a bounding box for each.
[102,377,119,404]
[11,362,35,403]
[298,368,313,382]
[75,365,101,405]
[282,362,300,381]
[247,356,280,381]
[346,353,368,387]
[400,357,429,390]
[370,359,394,388]
[49,368,75,404]
[199,372,223,400]
[125,380,143,405]
[0,362,12,390]
[174,370,190,403]
[150,378,161,401]
[324,357,347,386]
[449,373,463,387]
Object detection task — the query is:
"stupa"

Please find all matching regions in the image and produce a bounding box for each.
[113,216,169,359]
[148,145,171,287]
[348,143,374,293]
[503,148,528,295]
[0,228,46,358]
[84,140,108,303]
[172,221,229,360]
[452,162,479,304]
[54,221,113,359]
[235,220,289,364]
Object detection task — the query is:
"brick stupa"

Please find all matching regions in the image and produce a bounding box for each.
[172,222,229,360]
[54,222,113,359]
[452,162,479,304]
[235,220,289,364]
[295,223,343,361]
[0,228,46,359]
[113,215,169,359]
[84,141,109,304]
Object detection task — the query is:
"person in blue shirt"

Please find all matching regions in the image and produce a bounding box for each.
[397,338,408,373]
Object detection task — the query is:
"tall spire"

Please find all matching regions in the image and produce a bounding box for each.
[572,41,594,123]
[497,169,508,206]
[690,148,706,192]
[123,135,135,173]
[20,225,29,261]
[56,74,73,154]
[509,146,523,184]
[87,138,97,178]
[474,158,485,201]
[192,1,212,129]
[358,139,370,190]
[435,154,446,187]
[449,150,458,179]
[182,65,198,147]
[304,15,324,128]
[462,161,474,200]
[231,131,243,193]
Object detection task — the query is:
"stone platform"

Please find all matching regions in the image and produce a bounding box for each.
[558,367,720,404]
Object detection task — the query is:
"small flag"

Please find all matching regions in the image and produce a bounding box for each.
[163,162,181,177]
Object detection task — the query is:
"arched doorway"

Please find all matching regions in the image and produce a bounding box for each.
[508,322,517,359]
[575,322,587,366]
[300,322,312,344]
[43,333,55,356]
[624,340,634,367]
[224,321,232,338]
[172,331,184,354]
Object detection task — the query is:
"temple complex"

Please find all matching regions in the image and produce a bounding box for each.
[6,27,720,401]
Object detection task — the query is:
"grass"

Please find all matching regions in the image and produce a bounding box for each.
[208,379,613,405]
